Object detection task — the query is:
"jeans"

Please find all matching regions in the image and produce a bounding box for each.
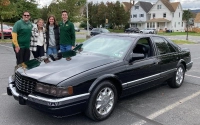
[60,45,72,52]
[47,47,57,55]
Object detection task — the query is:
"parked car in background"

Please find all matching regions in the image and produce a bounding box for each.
[75,27,80,32]
[90,28,110,36]
[0,24,12,39]
[140,29,156,34]
[84,26,93,30]
[7,33,193,121]
[124,27,140,33]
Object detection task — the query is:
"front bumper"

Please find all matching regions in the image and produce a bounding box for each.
[7,76,90,116]
[186,61,193,71]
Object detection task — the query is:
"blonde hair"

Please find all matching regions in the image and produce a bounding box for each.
[37,18,44,32]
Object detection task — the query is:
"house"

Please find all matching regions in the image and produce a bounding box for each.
[147,0,184,32]
[121,2,134,12]
[194,13,200,27]
[130,1,153,30]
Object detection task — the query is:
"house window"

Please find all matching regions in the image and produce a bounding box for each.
[153,13,156,18]
[157,23,159,27]
[133,14,137,18]
[140,14,144,17]
[147,23,149,28]
[135,6,139,10]
[163,13,166,18]
[150,22,152,28]
[178,22,180,25]
[157,5,161,9]
[153,22,155,28]
[179,12,180,17]
[172,13,174,17]
[182,22,183,27]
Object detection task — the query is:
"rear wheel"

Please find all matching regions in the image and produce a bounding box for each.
[85,81,117,121]
[168,64,185,88]
[140,31,143,33]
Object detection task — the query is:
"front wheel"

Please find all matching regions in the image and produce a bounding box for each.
[85,81,117,121]
[168,64,185,88]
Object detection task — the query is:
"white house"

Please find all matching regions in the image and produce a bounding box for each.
[130,1,153,30]
[194,13,200,28]
[147,0,184,32]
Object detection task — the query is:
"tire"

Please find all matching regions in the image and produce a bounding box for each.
[85,81,118,121]
[168,64,185,88]
[140,31,143,33]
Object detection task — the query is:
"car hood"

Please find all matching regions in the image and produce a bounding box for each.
[17,52,119,85]
[1,29,11,32]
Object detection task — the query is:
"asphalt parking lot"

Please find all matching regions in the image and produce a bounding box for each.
[0,43,200,125]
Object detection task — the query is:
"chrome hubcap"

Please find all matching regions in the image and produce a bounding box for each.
[176,67,184,85]
[95,87,114,115]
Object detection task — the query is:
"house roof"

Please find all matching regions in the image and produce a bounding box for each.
[171,2,180,10]
[122,2,134,12]
[135,1,153,13]
[161,0,175,12]
[194,13,200,23]
[147,18,170,22]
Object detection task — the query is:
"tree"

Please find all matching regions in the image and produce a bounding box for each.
[0,0,16,39]
[49,0,86,22]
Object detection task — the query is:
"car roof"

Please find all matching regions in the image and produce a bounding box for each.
[98,33,160,38]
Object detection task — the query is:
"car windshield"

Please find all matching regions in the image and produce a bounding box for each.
[0,25,10,29]
[81,35,133,58]
[102,29,109,33]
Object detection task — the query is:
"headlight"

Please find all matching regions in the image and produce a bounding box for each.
[35,83,73,97]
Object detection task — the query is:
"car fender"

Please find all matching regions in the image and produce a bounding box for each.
[177,59,186,69]
[89,74,122,94]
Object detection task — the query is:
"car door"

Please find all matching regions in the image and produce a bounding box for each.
[120,37,161,96]
[151,36,179,82]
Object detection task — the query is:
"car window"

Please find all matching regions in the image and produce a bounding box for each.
[163,38,176,53]
[102,29,109,33]
[164,37,181,52]
[0,25,9,29]
[133,38,154,58]
[152,37,170,55]
[92,28,99,31]
[82,35,134,58]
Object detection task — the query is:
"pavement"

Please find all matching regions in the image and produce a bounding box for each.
[1,42,200,124]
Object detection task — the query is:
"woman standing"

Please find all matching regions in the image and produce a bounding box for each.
[30,18,46,58]
[46,15,60,55]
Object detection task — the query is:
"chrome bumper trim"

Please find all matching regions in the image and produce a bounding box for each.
[8,76,90,107]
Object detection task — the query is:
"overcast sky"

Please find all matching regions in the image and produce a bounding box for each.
[38,0,200,10]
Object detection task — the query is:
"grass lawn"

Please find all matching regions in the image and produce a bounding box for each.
[172,40,196,44]
[0,39,12,43]
[108,29,124,33]
[158,32,200,36]
[76,39,86,43]
[0,38,195,45]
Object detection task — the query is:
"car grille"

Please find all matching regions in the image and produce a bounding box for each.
[15,73,36,94]
[3,32,11,35]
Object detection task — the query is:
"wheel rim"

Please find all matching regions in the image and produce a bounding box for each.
[176,67,184,85]
[95,87,114,116]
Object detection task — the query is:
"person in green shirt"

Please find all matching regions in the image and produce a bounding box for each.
[12,11,32,65]
[59,10,75,52]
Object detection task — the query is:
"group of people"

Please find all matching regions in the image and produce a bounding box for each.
[12,10,75,65]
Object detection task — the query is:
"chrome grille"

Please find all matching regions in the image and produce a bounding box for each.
[15,73,36,94]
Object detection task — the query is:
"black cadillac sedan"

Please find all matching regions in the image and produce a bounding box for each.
[7,33,193,121]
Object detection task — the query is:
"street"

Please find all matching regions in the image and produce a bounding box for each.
[1,42,200,125]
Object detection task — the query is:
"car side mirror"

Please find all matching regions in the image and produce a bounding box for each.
[129,53,145,63]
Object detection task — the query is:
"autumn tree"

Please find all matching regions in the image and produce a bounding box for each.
[0,0,16,39]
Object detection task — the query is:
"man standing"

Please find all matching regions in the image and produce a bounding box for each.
[59,10,75,52]
[12,11,32,65]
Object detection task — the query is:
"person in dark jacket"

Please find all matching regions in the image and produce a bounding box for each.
[46,15,60,55]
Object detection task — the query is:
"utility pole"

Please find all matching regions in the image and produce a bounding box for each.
[186,9,189,40]
[86,0,89,38]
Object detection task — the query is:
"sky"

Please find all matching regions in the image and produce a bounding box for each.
[38,0,200,10]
